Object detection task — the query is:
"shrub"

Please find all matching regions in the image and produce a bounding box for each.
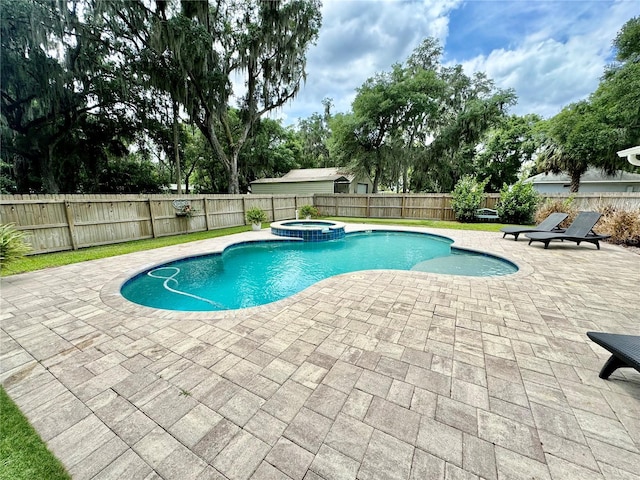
[450,175,488,222]
[598,206,640,245]
[535,196,577,228]
[245,207,267,225]
[299,204,319,218]
[0,224,31,268]
[496,180,539,225]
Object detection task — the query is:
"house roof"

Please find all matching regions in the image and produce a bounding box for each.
[525,168,640,185]
[251,167,356,184]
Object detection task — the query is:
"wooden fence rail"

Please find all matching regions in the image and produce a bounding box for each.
[2,192,639,255]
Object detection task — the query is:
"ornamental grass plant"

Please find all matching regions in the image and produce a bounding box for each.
[0,224,31,269]
[535,197,578,228]
[598,206,640,245]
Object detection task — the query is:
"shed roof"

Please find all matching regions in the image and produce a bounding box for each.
[251,167,355,184]
[525,168,640,185]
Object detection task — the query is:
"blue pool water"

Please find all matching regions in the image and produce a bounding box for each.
[121,231,517,311]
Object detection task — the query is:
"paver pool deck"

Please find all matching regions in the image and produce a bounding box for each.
[1,225,639,480]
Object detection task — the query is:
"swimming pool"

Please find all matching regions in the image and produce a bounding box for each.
[121,231,518,312]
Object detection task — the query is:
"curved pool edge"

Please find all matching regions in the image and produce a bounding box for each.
[450,246,520,271]
[100,224,533,317]
[270,219,347,241]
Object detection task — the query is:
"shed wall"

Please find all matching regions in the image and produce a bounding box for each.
[251,181,334,195]
[348,174,373,194]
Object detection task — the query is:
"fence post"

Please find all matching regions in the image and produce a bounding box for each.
[148,199,157,238]
[401,195,406,218]
[271,195,276,222]
[242,196,247,225]
[203,196,212,230]
[64,201,78,250]
[366,195,371,218]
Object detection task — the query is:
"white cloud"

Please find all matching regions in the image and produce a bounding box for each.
[457,1,638,118]
[276,0,638,125]
[277,0,462,124]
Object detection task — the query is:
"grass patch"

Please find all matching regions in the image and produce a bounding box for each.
[326,217,509,232]
[0,386,71,480]
[1,225,254,277]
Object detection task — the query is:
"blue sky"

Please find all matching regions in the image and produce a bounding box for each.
[274,0,638,126]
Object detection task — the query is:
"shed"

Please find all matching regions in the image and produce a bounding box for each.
[250,167,373,195]
[524,168,640,193]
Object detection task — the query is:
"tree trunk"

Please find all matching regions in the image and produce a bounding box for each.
[229,150,240,194]
[570,171,581,193]
[372,165,381,193]
[172,99,182,195]
[372,149,384,193]
[200,115,234,193]
[42,144,59,193]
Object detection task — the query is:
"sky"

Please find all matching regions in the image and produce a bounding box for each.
[274,0,638,126]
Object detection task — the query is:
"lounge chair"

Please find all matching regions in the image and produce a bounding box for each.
[525,211,610,249]
[586,332,640,379]
[500,212,568,241]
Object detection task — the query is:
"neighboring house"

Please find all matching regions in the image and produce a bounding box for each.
[162,183,191,194]
[525,168,640,193]
[250,167,373,195]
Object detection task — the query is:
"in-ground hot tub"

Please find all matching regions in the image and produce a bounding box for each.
[270,220,346,241]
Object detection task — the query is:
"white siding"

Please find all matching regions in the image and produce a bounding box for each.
[532,183,640,193]
[251,181,335,195]
[348,174,373,193]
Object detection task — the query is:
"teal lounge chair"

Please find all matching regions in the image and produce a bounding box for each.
[500,212,568,241]
[525,211,610,249]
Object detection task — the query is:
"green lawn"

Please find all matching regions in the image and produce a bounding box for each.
[0,386,71,480]
[1,224,254,276]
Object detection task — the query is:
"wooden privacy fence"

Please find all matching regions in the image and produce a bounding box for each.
[315,192,640,221]
[315,193,500,221]
[2,192,639,255]
[0,194,313,254]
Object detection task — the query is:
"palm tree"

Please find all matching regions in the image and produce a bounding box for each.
[536,141,588,193]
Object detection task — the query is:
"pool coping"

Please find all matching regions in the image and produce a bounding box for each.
[101,224,535,320]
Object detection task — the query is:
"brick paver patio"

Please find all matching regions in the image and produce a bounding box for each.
[1,225,639,480]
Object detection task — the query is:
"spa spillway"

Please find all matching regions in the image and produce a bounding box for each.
[270,220,346,241]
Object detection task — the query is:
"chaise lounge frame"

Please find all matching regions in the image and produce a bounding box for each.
[525,211,610,249]
[500,212,568,241]
[586,331,640,380]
